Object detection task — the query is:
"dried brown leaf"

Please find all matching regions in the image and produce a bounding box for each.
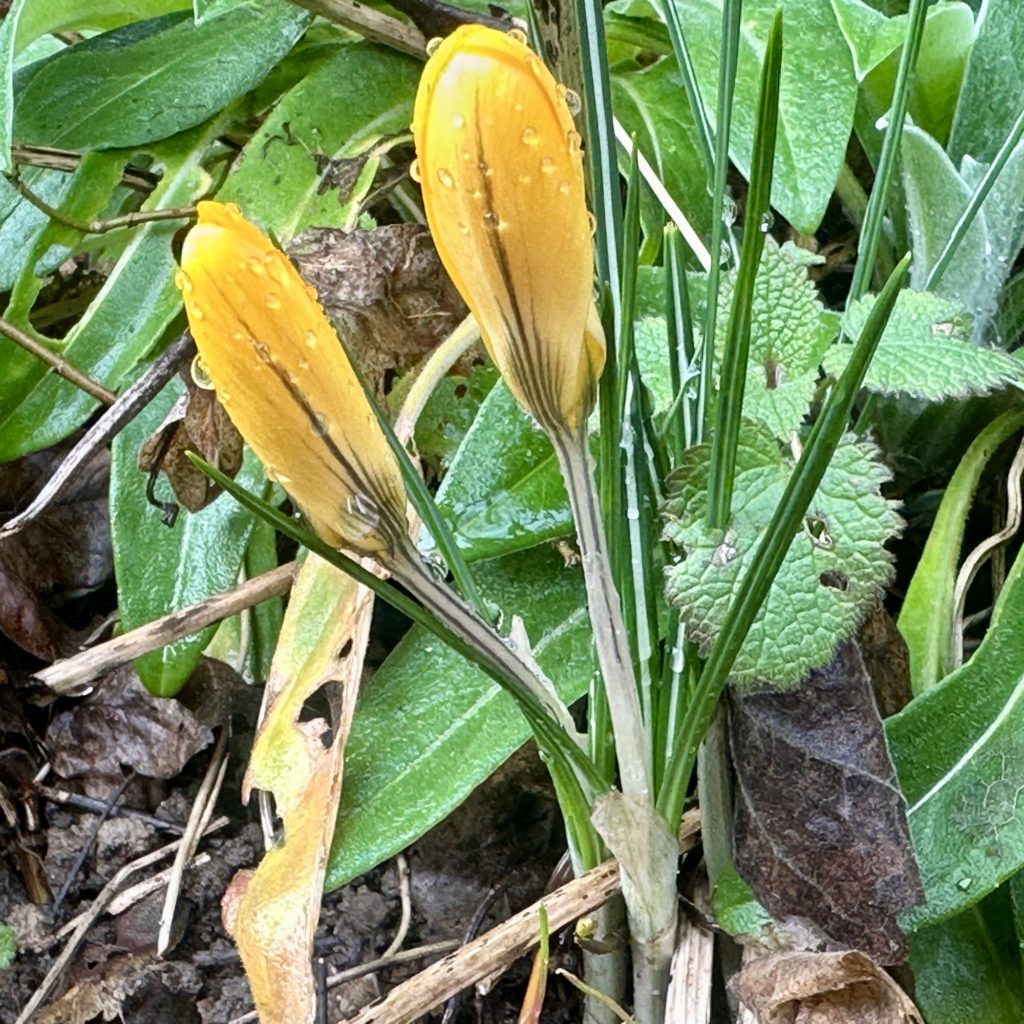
[730,950,922,1024]
[137,370,243,514]
[288,223,468,398]
[0,439,110,659]
[731,639,922,965]
[224,557,373,1024]
[46,665,214,789]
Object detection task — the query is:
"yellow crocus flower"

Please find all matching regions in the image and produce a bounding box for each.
[176,201,407,559]
[413,25,605,437]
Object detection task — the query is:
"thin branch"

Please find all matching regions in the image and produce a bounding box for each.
[0,317,116,405]
[34,562,297,694]
[12,146,158,191]
[34,784,186,836]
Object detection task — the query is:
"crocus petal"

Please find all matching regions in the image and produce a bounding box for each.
[176,201,407,558]
[413,25,605,436]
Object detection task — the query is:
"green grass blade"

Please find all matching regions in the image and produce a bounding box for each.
[706,10,783,529]
[664,225,698,453]
[657,252,913,828]
[697,0,743,440]
[847,0,927,301]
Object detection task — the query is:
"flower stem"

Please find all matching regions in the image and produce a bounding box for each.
[551,428,651,804]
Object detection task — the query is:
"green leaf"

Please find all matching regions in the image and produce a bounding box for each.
[611,55,712,246]
[909,892,1024,1024]
[414,363,499,472]
[899,124,1024,337]
[110,375,263,697]
[949,0,1024,164]
[825,289,1024,400]
[898,408,1024,694]
[831,0,908,80]
[0,0,29,174]
[13,0,309,150]
[219,42,419,239]
[14,0,191,43]
[0,922,13,969]
[717,239,837,440]
[0,123,216,459]
[663,422,900,688]
[712,868,774,937]
[607,0,858,233]
[435,382,572,562]
[887,544,1024,930]
[326,546,595,889]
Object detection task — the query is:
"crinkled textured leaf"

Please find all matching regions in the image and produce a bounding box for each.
[663,422,900,688]
[825,290,1024,401]
[716,240,837,440]
[178,202,407,558]
[413,25,604,435]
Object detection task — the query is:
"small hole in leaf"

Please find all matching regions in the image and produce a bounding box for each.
[454,383,468,399]
[819,571,848,591]
[338,639,353,659]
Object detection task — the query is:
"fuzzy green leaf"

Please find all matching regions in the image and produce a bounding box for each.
[717,240,838,440]
[825,290,1024,400]
[663,422,900,688]
[0,923,14,969]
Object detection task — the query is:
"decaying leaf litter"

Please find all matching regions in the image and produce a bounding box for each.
[3,0,1024,1023]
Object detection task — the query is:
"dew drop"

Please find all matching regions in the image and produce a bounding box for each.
[558,180,571,195]
[462,149,472,162]
[563,89,582,116]
[521,126,539,146]
[304,329,318,348]
[191,354,214,389]
[425,36,443,55]
[298,357,310,371]
[409,158,421,183]
[190,305,205,321]
[437,167,455,188]
[541,156,556,174]
[265,292,282,310]
[567,130,582,156]
[506,27,528,44]
[175,269,192,293]
[587,211,597,236]
[247,256,266,276]
[452,113,465,129]
[759,210,774,232]
[458,222,471,236]
[518,173,531,185]
[231,331,245,342]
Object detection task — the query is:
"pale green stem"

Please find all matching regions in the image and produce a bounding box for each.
[550,427,652,804]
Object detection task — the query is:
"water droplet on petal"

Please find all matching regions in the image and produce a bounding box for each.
[297,357,309,371]
[265,292,282,310]
[426,36,443,55]
[563,89,582,116]
[175,270,192,293]
[437,167,455,188]
[452,114,465,129]
[247,257,265,276]
[231,331,245,342]
[409,158,421,182]
[522,127,539,146]
[458,222,471,236]
[506,27,528,44]
[518,173,531,184]
[558,180,571,195]
[462,149,472,162]
[304,330,318,348]
[567,130,582,156]
[191,354,214,389]
[190,305,205,321]
[541,157,556,174]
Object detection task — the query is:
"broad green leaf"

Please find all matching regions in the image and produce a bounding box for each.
[825,290,1024,400]
[414,363,499,472]
[14,1,191,44]
[326,546,594,889]
[853,1,973,147]
[717,239,837,440]
[898,408,1024,694]
[711,868,774,937]
[13,1,309,151]
[219,42,419,239]
[663,422,900,688]
[434,382,571,562]
[3,151,126,325]
[910,892,1024,1024]
[887,544,1024,930]
[831,0,908,79]
[0,0,29,174]
[0,123,217,459]
[111,375,263,696]
[0,922,13,969]
[611,55,712,246]
[949,0,1024,164]
[899,124,1023,337]
[607,0,858,233]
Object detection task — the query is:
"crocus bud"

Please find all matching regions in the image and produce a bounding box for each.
[176,201,407,558]
[413,25,605,437]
